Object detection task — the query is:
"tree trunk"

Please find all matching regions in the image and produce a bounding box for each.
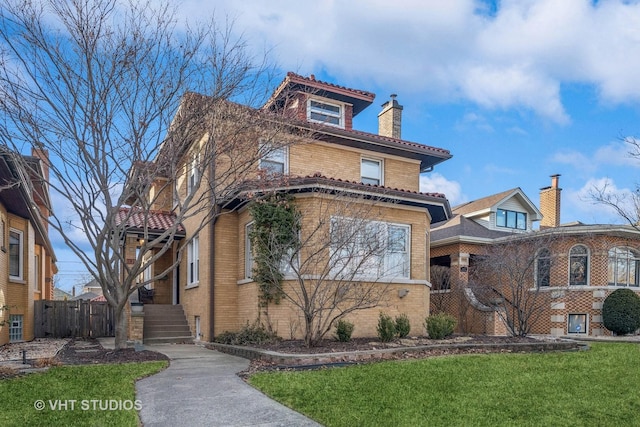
[114,305,128,350]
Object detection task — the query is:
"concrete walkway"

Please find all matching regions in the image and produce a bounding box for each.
[129,342,321,427]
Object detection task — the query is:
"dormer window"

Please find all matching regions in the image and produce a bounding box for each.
[496,208,526,230]
[308,99,343,127]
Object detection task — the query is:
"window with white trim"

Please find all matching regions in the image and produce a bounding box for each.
[496,209,527,230]
[259,142,287,175]
[567,313,587,334]
[330,217,410,279]
[187,235,199,285]
[35,255,40,291]
[245,223,254,279]
[361,158,383,186]
[608,247,640,287]
[187,153,200,196]
[307,99,343,127]
[9,229,23,280]
[9,315,23,342]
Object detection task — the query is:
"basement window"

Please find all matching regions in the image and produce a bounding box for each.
[9,315,23,342]
[567,314,587,334]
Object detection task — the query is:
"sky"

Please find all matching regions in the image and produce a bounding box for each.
[54,0,640,290]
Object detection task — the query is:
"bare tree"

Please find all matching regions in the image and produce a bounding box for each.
[249,190,409,347]
[590,136,640,228]
[429,265,451,314]
[469,232,562,337]
[0,0,287,348]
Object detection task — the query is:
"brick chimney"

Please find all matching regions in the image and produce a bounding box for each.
[378,94,403,139]
[540,174,561,229]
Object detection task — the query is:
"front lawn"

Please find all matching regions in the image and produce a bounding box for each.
[250,343,640,426]
[0,361,167,426]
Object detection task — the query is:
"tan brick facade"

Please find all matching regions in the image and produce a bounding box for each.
[0,208,54,344]
[138,75,452,343]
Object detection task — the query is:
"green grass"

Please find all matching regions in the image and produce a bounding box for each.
[0,361,167,427]
[250,343,640,427]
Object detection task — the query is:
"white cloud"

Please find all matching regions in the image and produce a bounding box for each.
[564,177,635,224]
[549,150,594,174]
[550,140,640,176]
[165,0,640,123]
[420,172,466,205]
[456,112,494,132]
[593,141,640,168]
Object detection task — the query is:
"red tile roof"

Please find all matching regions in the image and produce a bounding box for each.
[298,172,448,199]
[116,207,185,234]
[284,72,376,100]
[322,126,452,158]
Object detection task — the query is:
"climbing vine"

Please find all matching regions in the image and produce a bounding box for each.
[249,193,301,306]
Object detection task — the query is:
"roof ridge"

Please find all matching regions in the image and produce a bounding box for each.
[286,72,375,98]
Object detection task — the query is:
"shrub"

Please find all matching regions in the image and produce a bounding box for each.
[425,313,457,339]
[602,289,640,335]
[395,313,411,338]
[377,312,396,342]
[334,319,355,342]
[214,321,279,345]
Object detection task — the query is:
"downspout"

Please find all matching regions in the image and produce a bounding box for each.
[209,215,216,341]
[208,156,216,341]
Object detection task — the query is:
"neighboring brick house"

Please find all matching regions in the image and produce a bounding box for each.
[0,147,57,344]
[431,175,640,337]
[131,72,453,341]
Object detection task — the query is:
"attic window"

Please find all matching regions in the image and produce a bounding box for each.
[308,99,343,127]
[496,209,526,230]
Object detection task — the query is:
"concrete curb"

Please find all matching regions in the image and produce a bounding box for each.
[208,339,585,367]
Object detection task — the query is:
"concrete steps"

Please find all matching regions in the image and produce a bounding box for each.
[143,305,193,344]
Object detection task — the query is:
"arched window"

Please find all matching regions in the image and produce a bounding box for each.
[608,247,640,287]
[536,248,551,287]
[569,245,589,286]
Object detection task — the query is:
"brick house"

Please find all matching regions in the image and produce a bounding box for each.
[128,73,453,342]
[0,147,57,344]
[430,175,640,337]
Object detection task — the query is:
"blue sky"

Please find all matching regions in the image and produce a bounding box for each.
[54,0,640,289]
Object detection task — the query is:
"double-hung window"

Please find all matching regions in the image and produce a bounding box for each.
[330,217,410,279]
[9,229,23,281]
[308,99,343,127]
[187,235,199,286]
[259,142,287,175]
[245,223,254,279]
[187,153,200,196]
[245,222,297,280]
[361,158,383,186]
[496,209,527,230]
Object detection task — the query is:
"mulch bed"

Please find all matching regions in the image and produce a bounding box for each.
[55,339,169,365]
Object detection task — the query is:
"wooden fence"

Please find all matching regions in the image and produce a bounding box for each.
[34,300,115,338]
